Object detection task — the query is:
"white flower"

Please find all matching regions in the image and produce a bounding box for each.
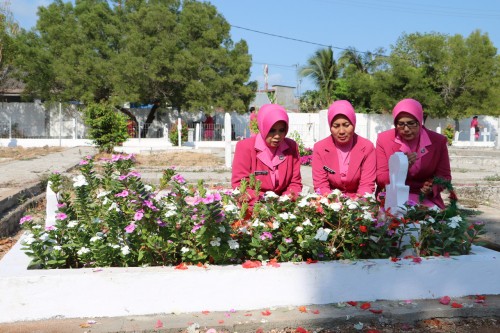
[429,205,441,212]
[22,235,36,245]
[144,185,152,192]
[298,198,308,207]
[314,227,332,241]
[427,217,435,224]
[165,210,177,218]
[102,197,109,205]
[272,221,280,230]
[72,175,88,188]
[121,245,130,256]
[362,211,373,221]
[346,199,358,210]
[224,204,238,212]
[278,195,290,202]
[228,239,239,250]
[252,219,264,227]
[279,212,296,220]
[239,226,250,234]
[32,224,42,229]
[319,197,329,205]
[305,193,319,199]
[302,218,313,226]
[109,244,120,249]
[331,189,342,197]
[97,190,110,198]
[90,236,102,242]
[181,247,190,253]
[264,191,279,199]
[448,215,462,229]
[67,221,78,228]
[363,192,375,200]
[210,237,221,247]
[164,203,177,210]
[330,247,337,253]
[53,245,62,251]
[77,247,91,255]
[295,226,303,232]
[328,202,342,211]
[232,188,240,195]
[218,226,226,233]
[108,202,120,212]
[39,233,49,241]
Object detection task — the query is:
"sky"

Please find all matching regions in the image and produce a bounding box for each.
[10,0,500,95]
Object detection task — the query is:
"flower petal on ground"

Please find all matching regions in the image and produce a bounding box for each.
[295,327,308,333]
[266,258,281,268]
[298,306,307,313]
[242,260,262,268]
[369,309,383,314]
[155,320,163,328]
[451,302,463,308]
[311,309,320,314]
[175,262,188,270]
[347,301,358,307]
[261,310,272,316]
[360,302,371,310]
[439,296,451,305]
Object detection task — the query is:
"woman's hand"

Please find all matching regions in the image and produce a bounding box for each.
[405,152,418,167]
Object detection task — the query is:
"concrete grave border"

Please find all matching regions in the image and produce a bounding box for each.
[0,232,499,323]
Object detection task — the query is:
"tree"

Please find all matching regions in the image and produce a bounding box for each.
[0,0,20,93]
[13,0,255,137]
[298,47,338,109]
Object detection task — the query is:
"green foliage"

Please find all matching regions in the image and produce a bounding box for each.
[83,101,129,153]
[168,122,188,146]
[443,124,455,145]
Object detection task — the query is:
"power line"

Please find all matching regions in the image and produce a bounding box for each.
[231,25,387,57]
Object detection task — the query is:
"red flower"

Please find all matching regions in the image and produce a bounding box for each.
[201,310,210,315]
[359,225,368,233]
[174,262,188,270]
[347,301,358,306]
[306,258,318,264]
[359,243,366,247]
[360,302,371,310]
[412,257,422,263]
[475,295,486,303]
[451,302,463,308]
[390,257,401,262]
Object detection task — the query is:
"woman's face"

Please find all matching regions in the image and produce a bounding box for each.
[395,112,420,141]
[330,115,354,145]
[265,121,287,148]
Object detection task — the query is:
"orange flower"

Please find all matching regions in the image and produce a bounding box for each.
[360,302,371,310]
[298,306,307,313]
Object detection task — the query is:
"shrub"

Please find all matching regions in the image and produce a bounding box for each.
[83,102,129,153]
[444,124,455,145]
[168,122,188,145]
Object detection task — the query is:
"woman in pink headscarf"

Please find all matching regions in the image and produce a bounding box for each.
[312,100,376,198]
[376,98,451,209]
[232,104,302,205]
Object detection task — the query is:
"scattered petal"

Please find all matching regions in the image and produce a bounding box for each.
[439,296,451,305]
[79,323,91,328]
[295,327,308,333]
[412,257,422,263]
[87,320,96,324]
[202,310,210,315]
[229,308,236,313]
[266,258,281,268]
[347,301,358,307]
[256,328,264,333]
[224,313,231,317]
[261,310,272,316]
[360,302,371,310]
[369,309,383,314]
[175,262,188,270]
[475,295,486,303]
[451,302,463,308]
[218,320,224,324]
[311,309,320,314]
[242,260,262,269]
[244,313,252,317]
[366,330,381,333]
[206,329,217,333]
[298,306,307,313]
[155,320,163,329]
[306,258,318,264]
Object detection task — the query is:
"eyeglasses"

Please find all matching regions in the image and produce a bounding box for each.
[396,120,419,129]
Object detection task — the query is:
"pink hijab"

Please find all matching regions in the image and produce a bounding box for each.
[327,100,357,181]
[392,98,424,126]
[328,100,356,128]
[257,104,289,139]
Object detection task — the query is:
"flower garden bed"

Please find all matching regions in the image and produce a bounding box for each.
[0,153,498,323]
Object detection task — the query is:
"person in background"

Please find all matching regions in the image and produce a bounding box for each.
[249,106,258,136]
[232,104,302,205]
[203,113,214,140]
[470,115,480,141]
[311,100,376,198]
[376,98,451,209]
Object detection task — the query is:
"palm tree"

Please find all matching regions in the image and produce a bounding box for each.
[338,47,385,75]
[298,47,338,109]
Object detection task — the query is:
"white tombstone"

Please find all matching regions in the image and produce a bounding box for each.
[45,181,58,228]
[454,131,461,142]
[384,152,409,217]
[482,127,490,142]
[384,152,419,257]
[470,129,475,142]
[436,125,441,134]
[224,112,232,168]
[177,118,182,147]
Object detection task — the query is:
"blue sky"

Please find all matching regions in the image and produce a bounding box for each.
[12,0,500,94]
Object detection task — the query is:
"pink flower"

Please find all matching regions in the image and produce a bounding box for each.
[55,213,68,220]
[115,190,129,197]
[202,194,215,204]
[172,174,186,184]
[185,196,201,206]
[128,171,141,178]
[260,232,273,240]
[79,159,89,165]
[56,203,66,208]
[125,223,136,233]
[134,209,144,221]
[19,215,33,224]
[45,225,56,231]
[285,238,292,243]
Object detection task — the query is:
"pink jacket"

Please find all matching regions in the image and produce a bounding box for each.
[376,127,451,208]
[232,136,302,204]
[312,134,376,197]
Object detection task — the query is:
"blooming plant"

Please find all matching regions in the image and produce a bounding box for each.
[20,154,485,269]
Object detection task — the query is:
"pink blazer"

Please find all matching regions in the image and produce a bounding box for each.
[232,136,302,204]
[376,127,451,208]
[311,134,376,197]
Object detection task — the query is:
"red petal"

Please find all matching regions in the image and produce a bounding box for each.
[369,309,383,314]
[439,296,451,305]
[311,309,320,314]
[412,257,422,263]
[261,310,272,316]
[295,327,308,333]
[306,258,318,264]
[267,259,281,268]
[347,301,358,306]
[360,302,371,310]
[451,302,463,308]
[218,320,224,324]
[175,262,188,270]
[242,260,262,269]
[244,313,252,317]
[366,330,381,333]
[201,310,210,315]
[154,320,163,329]
[256,329,264,333]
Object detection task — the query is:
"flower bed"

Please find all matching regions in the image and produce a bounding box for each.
[19,154,485,269]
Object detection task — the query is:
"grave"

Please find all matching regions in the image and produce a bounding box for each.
[0,154,499,323]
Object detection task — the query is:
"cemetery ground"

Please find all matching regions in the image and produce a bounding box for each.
[0,146,499,332]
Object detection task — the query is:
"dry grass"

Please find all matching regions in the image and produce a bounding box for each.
[0,146,65,162]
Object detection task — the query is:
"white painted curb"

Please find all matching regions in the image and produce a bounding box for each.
[0,233,499,323]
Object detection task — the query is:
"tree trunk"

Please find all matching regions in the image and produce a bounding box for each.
[141,101,161,138]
